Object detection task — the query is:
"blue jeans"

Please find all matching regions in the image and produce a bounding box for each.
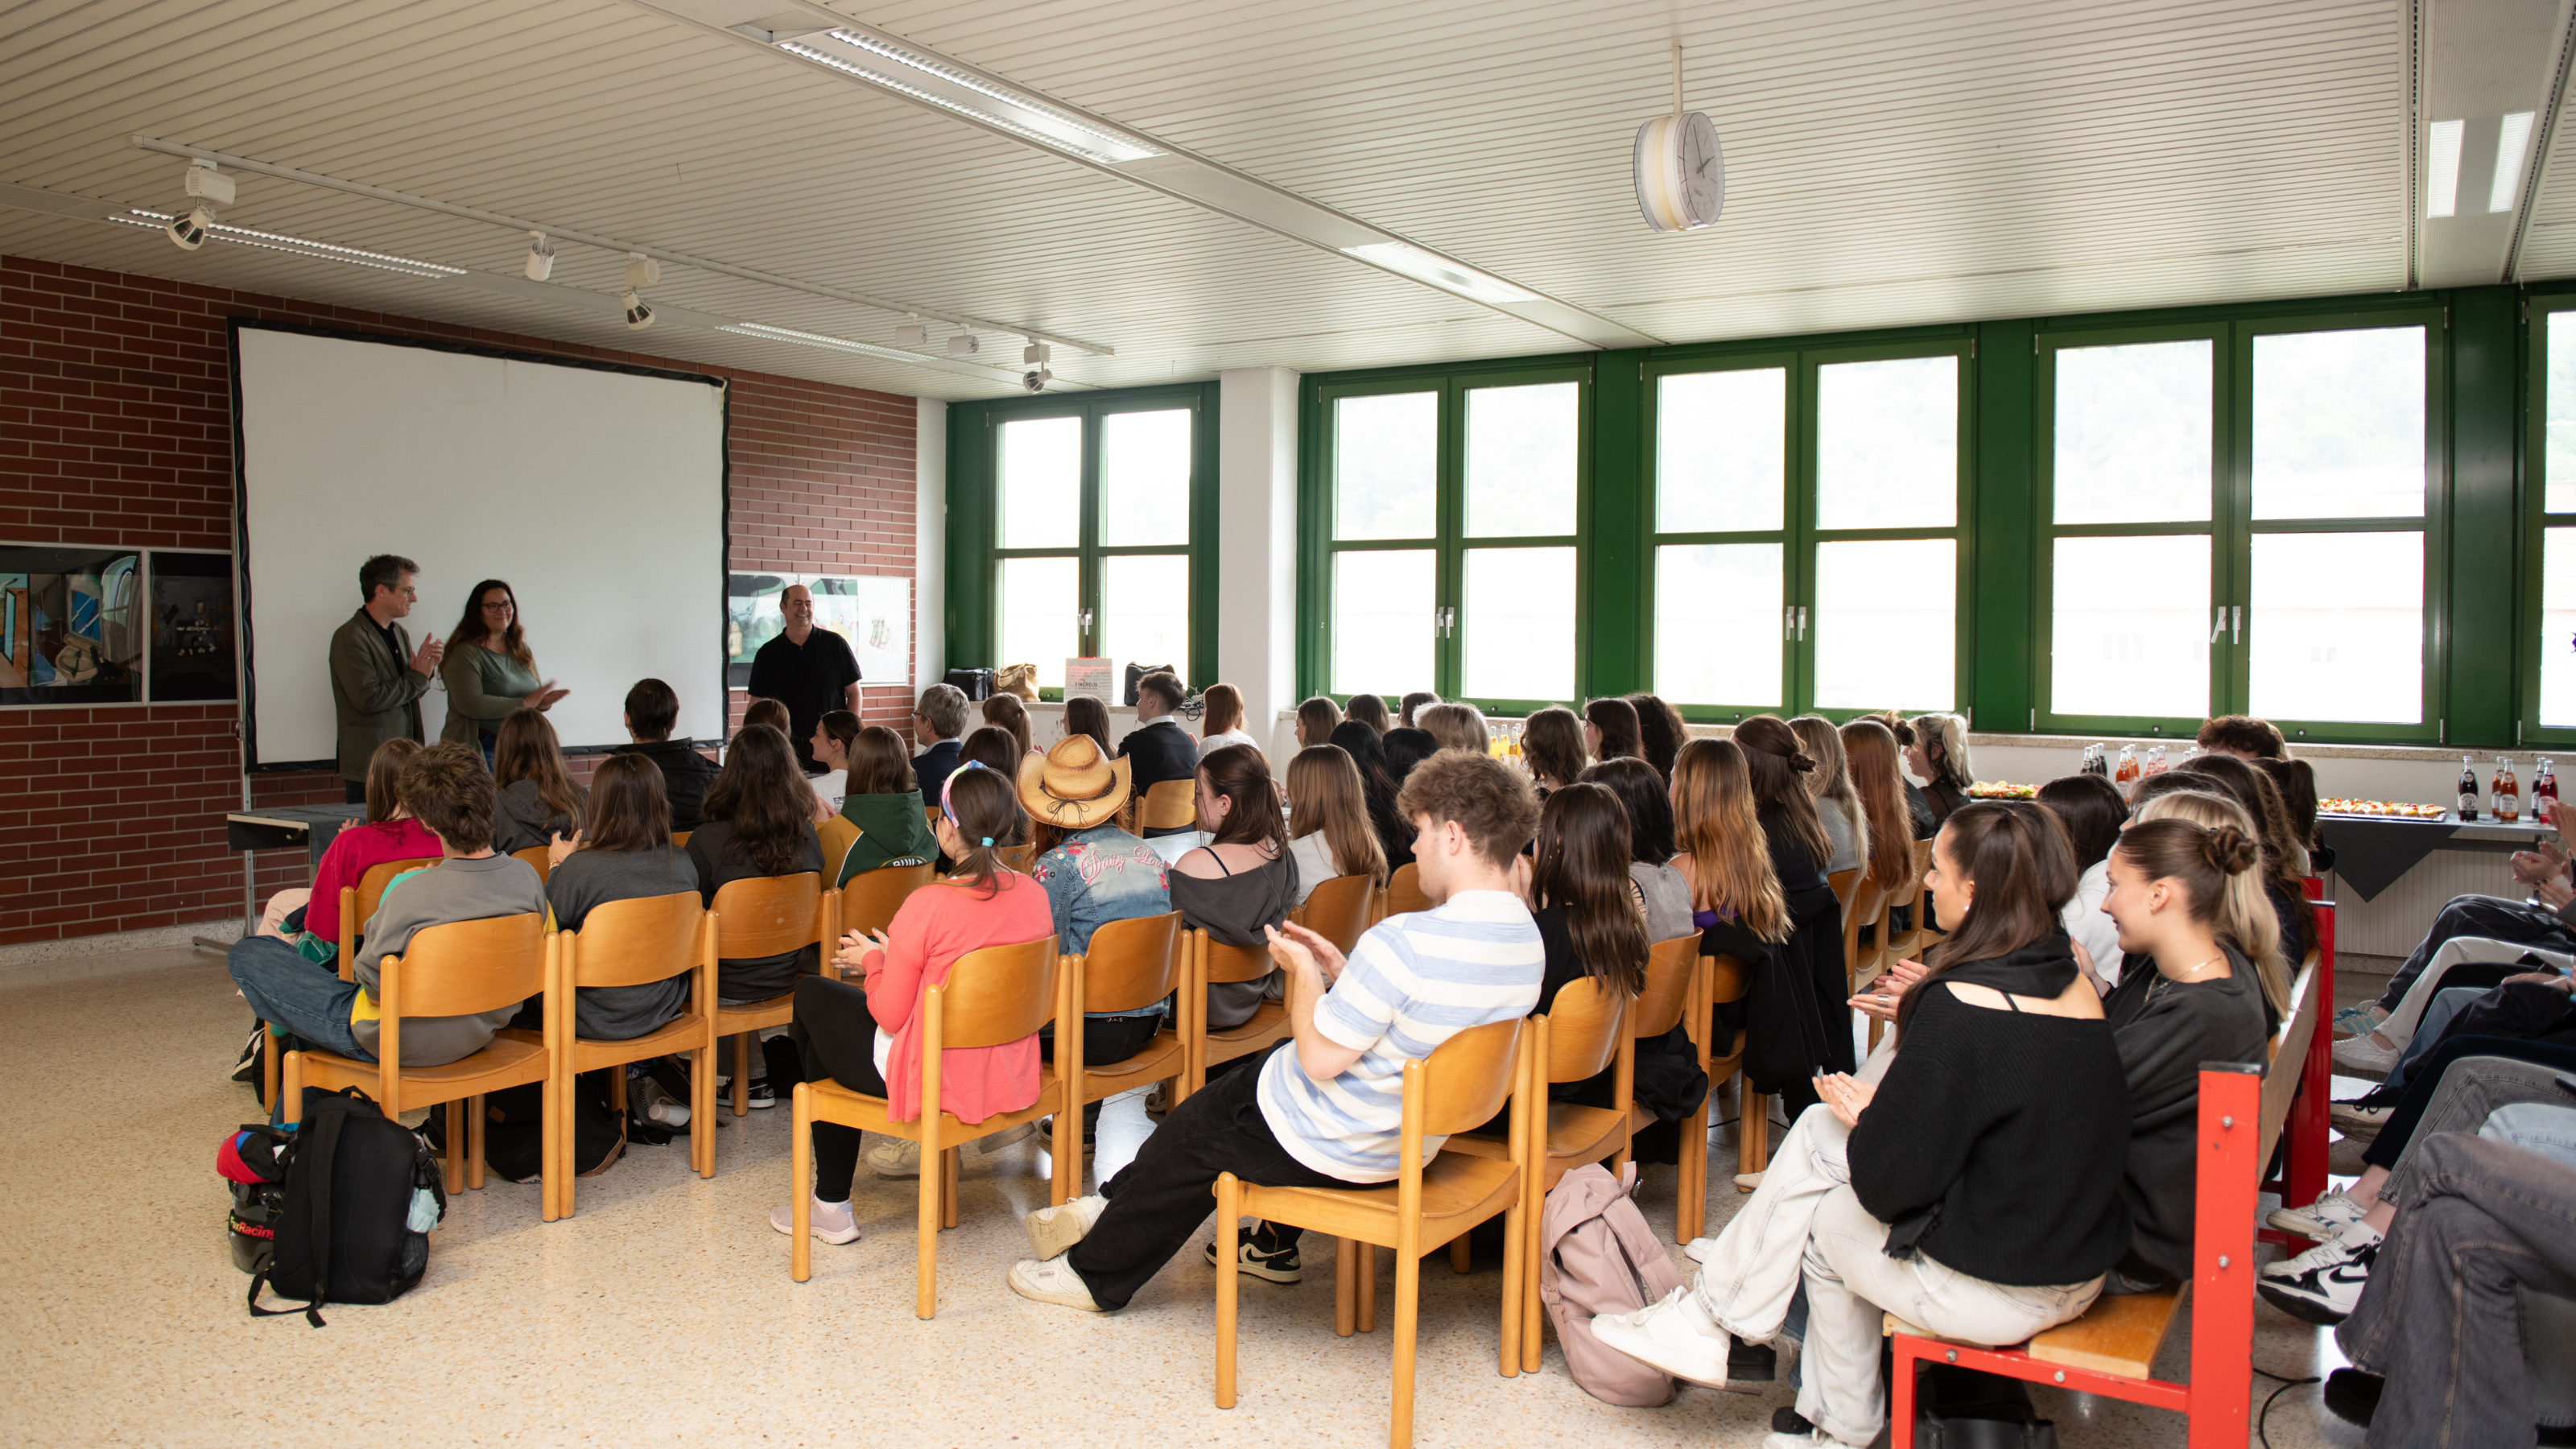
[2485,1103,2576,1169]
[229,935,369,1060]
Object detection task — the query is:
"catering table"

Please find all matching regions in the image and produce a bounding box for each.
[2314,812,2557,901]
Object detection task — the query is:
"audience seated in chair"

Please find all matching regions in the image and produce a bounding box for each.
[685,723,825,1107]
[910,683,969,806]
[1331,719,1415,872]
[490,707,587,856]
[1294,694,1342,750]
[1172,744,1299,1032]
[540,753,699,1055]
[1837,719,1921,948]
[250,737,437,968]
[1578,757,1692,944]
[1282,744,1389,908]
[824,720,935,887]
[1118,671,1200,837]
[1520,706,1586,799]
[1003,748,1544,1313]
[609,677,718,832]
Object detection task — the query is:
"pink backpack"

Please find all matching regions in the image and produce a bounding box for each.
[1538,1162,1689,1406]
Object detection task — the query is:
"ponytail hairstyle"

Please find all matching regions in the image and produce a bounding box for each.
[937,763,1020,899]
[2177,751,2316,945]
[1669,737,1788,941]
[980,693,1033,757]
[1838,718,1915,892]
[817,708,861,763]
[2248,754,2321,850]
[2115,815,2291,1020]
[1199,742,1289,850]
[1897,802,2079,1033]
[363,737,422,825]
[1732,714,1832,867]
[494,707,584,833]
[2132,789,2290,1015]
[1286,744,1389,886]
[1911,712,1975,791]
[1583,697,1642,762]
[1520,706,1587,789]
[1530,783,1650,997]
[1344,692,1393,736]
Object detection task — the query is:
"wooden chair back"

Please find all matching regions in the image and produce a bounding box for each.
[1202,933,1276,986]
[1826,867,1860,914]
[1632,935,1701,1038]
[1707,952,1752,1007]
[562,891,704,989]
[378,913,548,1020]
[1383,862,1431,916]
[1139,778,1199,832]
[923,805,943,833]
[671,829,691,848]
[997,843,1037,873]
[1294,873,1376,955]
[1414,1017,1528,1138]
[710,873,824,958]
[1841,878,1885,980]
[1082,912,1184,1014]
[1543,976,1629,1084]
[2260,948,2327,1152]
[840,862,935,937]
[352,857,436,926]
[929,935,1063,1050]
[510,846,552,884]
[817,815,860,877]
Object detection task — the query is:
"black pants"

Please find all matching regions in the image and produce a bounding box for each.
[790,974,889,1200]
[1068,1041,1350,1311]
[1037,1012,1166,1067]
[2383,895,2576,1005]
[2360,1035,2576,1170]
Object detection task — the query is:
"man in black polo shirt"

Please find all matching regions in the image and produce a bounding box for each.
[746,584,861,776]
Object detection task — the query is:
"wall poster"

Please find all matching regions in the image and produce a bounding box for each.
[725,572,910,690]
[0,544,144,705]
[149,550,239,702]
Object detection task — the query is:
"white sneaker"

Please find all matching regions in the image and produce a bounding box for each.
[1587,1286,1733,1389]
[646,1100,690,1128]
[2262,1220,2383,1282]
[1683,1235,1721,1264]
[866,1137,923,1179]
[2330,1033,2399,1079]
[770,1196,861,1245]
[1734,1171,1765,1192]
[2267,1190,2368,1239]
[2329,1100,2393,1135]
[1024,1193,1107,1261]
[1009,1255,1104,1311]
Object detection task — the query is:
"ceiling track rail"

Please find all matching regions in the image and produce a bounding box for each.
[2504,0,2576,281]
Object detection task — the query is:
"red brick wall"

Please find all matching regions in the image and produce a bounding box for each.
[0,255,919,947]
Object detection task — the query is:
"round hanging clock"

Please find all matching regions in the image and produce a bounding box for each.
[1634,110,1724,232]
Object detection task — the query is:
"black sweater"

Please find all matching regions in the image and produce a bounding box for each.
[2103,945,2269,1282]
[1847,941,2133,1286]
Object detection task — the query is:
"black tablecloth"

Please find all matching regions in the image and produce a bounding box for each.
[2317,815,2461,902]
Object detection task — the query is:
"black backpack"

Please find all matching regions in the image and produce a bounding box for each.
[249,1087,447,1327]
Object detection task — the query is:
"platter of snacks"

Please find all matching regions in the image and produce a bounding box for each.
[1968,781,2037,799]
[2318,799,2449,819]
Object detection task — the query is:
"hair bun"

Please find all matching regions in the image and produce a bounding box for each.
[1785,750,1817,773]
[2201,824,2258,876]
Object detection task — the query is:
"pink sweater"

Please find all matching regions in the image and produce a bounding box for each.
[858,871,1055,1124]
[307,819,444,943]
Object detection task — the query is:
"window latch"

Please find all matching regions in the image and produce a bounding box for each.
[2211,607,2227,644]
[1784,606,1796,642]
[1079,607,1095,631]
[2232,605,2242,644]
[1798,606,1809,641]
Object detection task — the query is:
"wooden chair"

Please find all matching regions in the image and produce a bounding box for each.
[1700,953,1762,1203]
[839,861,934,938]
[790,935,1065,1317]
[1882,839,1936,962]
[709,873,828,1118]
[1290,873,1377,955]
[1054,911,1187,1203]
[816,815,860,880]
[551,893,717,1213]
[1216,1016,1530,1449]
[1444,976,1633,1370]
[1616,936,1712,1236]
[997,843,1037,873]
[1139,778,1199,832]
[1186,928,1288,1096]
[923,805,942,833]
[1826,866,1860,917]
[1379,862,1432,919]
[1843,877,1887,995]
[510,846,554,885]
[262,853,440,1109]
[1887,933,2334,1449]
[672,830,691,848]
[281,913,555,1214]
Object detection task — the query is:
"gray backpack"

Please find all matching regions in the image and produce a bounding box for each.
[1538,1162,1688,1406]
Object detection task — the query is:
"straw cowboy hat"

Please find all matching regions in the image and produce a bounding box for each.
[1017,734,1133,829]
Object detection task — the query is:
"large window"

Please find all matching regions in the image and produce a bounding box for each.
[1646,344,1966,720]
[1315,367,1588,708]
[2037,316,2439,740]
[2533,303,2576,737]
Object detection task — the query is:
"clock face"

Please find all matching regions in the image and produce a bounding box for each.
[1678,112,1724,226]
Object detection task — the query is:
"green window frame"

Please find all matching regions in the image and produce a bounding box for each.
[1303,361,1593,712]
[2524,295,2576,745]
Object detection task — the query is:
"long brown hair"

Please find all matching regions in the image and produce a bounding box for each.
[1839,719,1914,892]
[939,765,1020,899]
[960,726,1030,845]
[1897,803,2079,1033]
[1521,706,1587,788]
[494,708,583,832]
[1064,696,1113,756]
[2116,815,2291,1019]
[1345,692,1392,735]
[1418,701,1491,754]
[2178,752,2315,947]
[1733,715,1831,867]
[1584,697,1642,762]
[980,693,1033,757]
[1626,692,1689,778]
[1296,696,1342,747]
[1580,757,1677,865]
[848,724,916,796]
[1201,742,1289,850]
[1531,782,1649,997]
[1286,744,1389,886]
[448,578,531,667]
[1200,682,1245,738]
[1791,714,1868,871]
[1670,737,1787,940]
[703,724,813,876]
[584,752,673,853]
[363,737,421,824]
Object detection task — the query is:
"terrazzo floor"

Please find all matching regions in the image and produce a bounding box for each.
[2,940,2383,1447]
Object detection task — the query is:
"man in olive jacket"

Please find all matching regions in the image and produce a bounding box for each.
[329,554,444,802]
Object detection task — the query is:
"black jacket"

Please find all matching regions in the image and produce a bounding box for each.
[1118,720,1201,834]
[912,739,963,807]
[611,739,721,831]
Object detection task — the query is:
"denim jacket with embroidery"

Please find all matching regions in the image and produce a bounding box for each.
[1033,825,1171,959]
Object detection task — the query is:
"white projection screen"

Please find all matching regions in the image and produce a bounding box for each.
[233,322,728,769]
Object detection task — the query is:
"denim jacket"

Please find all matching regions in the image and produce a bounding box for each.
[1033,825,1171,959]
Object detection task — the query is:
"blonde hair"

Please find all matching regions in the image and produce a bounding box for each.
[1910,712,1974,791]
[1670,737,1788,941]
[1791,714,1868,876]
[1417,702,1490,755]
[1286,745,1389,886]
[2132,789,2290,1015]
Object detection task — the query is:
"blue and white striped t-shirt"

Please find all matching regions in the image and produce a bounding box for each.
[1256,889,1544,1183]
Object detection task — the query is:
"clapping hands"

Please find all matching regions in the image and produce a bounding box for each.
[1847,959,1926,1024]
[1265,921,1348,985]
[547,828,583,868]
[1817,1072,1876,1127]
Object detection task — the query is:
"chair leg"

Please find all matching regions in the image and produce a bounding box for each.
[792,1086,813,1283]
[467,1094,487,1191]
[692,1046,715,1178]
[262,1030,280,1115]
[939,1146,960,1230]
[1501,1201,1524,1380]
[733,1033,750,1117]
[1390,1237,1420,1449]
[1675,1091,1707,1245]
[1740,1085,1769,1187]
[1449,1238,1471,1274]
[444,1100,464,1195]
[282,1052,304,1125]
[1215,1174,1240,1409]
[1358,1241,1377,1333]
[915,1137,939,1319]
[1335,1236,1357,1338]
[610,1066,627,1117]
[538,1072,557,1223]
[1523,1166,1545,1373]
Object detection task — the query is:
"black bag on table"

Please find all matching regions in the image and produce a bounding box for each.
[943,667,993,701]
[248,1087,446,1327]
[1124,663,1177,706]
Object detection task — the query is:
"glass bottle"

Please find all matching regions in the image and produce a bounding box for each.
[2537,758,2558,827]
[2495,756,2520,824]
[2458,755,2481,822]
[2114,745,2140,803]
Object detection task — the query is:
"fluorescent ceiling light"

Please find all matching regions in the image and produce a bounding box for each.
[110,209,464,278]
[778,31,1161,164]
[2491,111,2536,213]
[2426,118,2464,218]
[1341,242,1537,304]
[717,320,945,363]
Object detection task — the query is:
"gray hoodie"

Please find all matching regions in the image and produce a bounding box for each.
[351,853,549,1065]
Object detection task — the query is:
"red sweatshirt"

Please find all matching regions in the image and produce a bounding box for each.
[858,870,1055,1124]
[306,819,444,943]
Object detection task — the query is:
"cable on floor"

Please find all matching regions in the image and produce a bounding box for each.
[2250,1363,2322,1449]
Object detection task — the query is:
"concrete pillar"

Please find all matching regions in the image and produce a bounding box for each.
[1217,367,1299,764]
[914,396,947,692]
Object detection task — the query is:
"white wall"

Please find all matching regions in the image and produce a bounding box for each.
[914,397,947,693]
[1216,367,1299,736]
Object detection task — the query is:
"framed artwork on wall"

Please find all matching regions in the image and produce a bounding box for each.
[725,572,910,690]
[0,544,145,706]
[148,550,238,702]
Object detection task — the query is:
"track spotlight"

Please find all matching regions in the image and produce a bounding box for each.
[167,160,233,250]
[1023,341,1051,365]
[166,204,216,251]
[895,321,927,346]
[524,231,555,281]
[947,334,978,357]
[621,288,654,330]
[625,254,660,289]
[1022,367,1054,393]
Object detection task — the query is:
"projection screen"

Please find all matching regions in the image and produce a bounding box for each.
[232,321,728,770]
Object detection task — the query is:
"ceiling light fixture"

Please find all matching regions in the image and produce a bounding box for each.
[2426,118,2465,218]
[524,231,555,281]
[718,321,931,363]
[947,334,979,356]
[2491,111,2537,213]
[895,319,927,346]
[620,257,658,330]
[777,30,1162,164]
[111,208,464,278]
[1340,242,1537,305]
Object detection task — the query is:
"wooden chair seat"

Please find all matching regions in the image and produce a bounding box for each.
[1455,1100,1626,1168]
[1200,1000,1288,1072]
[1885,1286,2184,1383]
[1245,1154,1525,1245]
[1187,929,1290,1095]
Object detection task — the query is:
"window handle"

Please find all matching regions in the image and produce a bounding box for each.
[2232,605,2242,644]
[1797,606,1809,641]
[2211,607,2227,644]
[1079,607,1094,631]
[1784,606,1796,642]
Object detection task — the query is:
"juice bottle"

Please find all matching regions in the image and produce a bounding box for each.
[2537,758,2558,827]
[2458,755,2481,822]
[2114,745,2139,803]
[2496,756,2520,824]
[2142,744,2168,781]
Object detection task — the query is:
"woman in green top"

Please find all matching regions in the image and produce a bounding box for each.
[814,714,935,886]
[440,579,568,765]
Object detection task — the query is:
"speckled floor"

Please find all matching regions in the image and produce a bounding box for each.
[2,942,2376,1447]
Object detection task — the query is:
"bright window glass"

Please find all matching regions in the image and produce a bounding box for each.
[1335,392,1438,540]
[997,415,1081,548]
[2054,341,2211,523]
[1815,356,1956,530]
[1464,382,1579,538]
[2550,313,2576,514]
[2251,328,2425,520]
[995,555,1080,690]
[1655,543,1783,707]
[1100,409,1191,547]
[2049,535,2211,718]
[1813,539,1954,710]
[1460,547,1577,700]
[1332,550,1435,696]
[2249,532,2422,723]
[1100,553,1190,670]
[2543,528,2576,727]
[1657,368,1786,532]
